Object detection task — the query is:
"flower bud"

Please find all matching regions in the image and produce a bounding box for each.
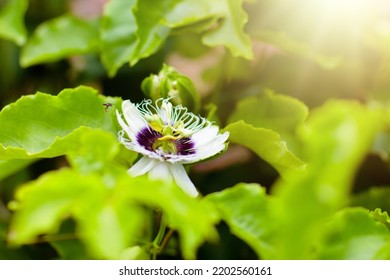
[141,64,201,113]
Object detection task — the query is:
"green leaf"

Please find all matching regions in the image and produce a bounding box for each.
[201,0,253,60]
[9,168,220,259]
[67,129,120,175]
[130,0,173,66]
[319,208,390,259]
[206,183,275,259]
[162,0,220,29]
[228,90,308,154]
[75,193,146,259]
[270,101,384,259]
[8,168,147,259]
[0,86,120,160]
[119,246,149,260]
[224,121,306,178]
[20,15,99,67]
[100,0,138,77]
[8,129,145,259]
[121,177,220,259]
[9,127,219,259]
[370,208,390,225]
[66,129,143,259]
[228,90,308,136]
[0,0,28,45]
[130,0,252,65]
[8,170,102,245]
[350,186,390,213]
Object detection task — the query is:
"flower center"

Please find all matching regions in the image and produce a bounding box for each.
[137,121,195,157]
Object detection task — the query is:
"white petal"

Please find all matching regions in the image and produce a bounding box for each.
[192,132,229,160]
[190,125,219,147]
[117,113,136,142]
[128,156,156,177]
[165,128,229,164]
[169,163,198,197]
[121,100,148,137]
[148,161,172,181]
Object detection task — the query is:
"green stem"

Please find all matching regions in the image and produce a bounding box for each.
[159,228,175,253]
[151,213,167,260]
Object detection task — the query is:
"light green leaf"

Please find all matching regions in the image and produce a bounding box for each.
[0,0,28,45]
[319,208,390,259]
[100,0,138,77]
[119,246,149,260]
[228,90,308,135]
[270,101,384,259]
[130,0,173,66]
[130,0,252,65]
[0,86,120,160]
[67,129,120,175]
[370,208,390,225]
[350,186,390,213]
[9,127,219,259]
[206,183,275,259]
[8,129,145,259]
[8,170,104,245]
[9,168,220,259]
[224,121,306,178]
[75,195,146,259]
[228,90,308,154]
[120,176,220,260]
[20,15,99,67]
[8,168,147,259]
[201,0,253,60]
[162,0,220,29]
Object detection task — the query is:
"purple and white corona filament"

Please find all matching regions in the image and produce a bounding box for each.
[116,98,229,197]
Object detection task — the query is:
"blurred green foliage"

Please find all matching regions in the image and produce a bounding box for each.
[0,0,390,260]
